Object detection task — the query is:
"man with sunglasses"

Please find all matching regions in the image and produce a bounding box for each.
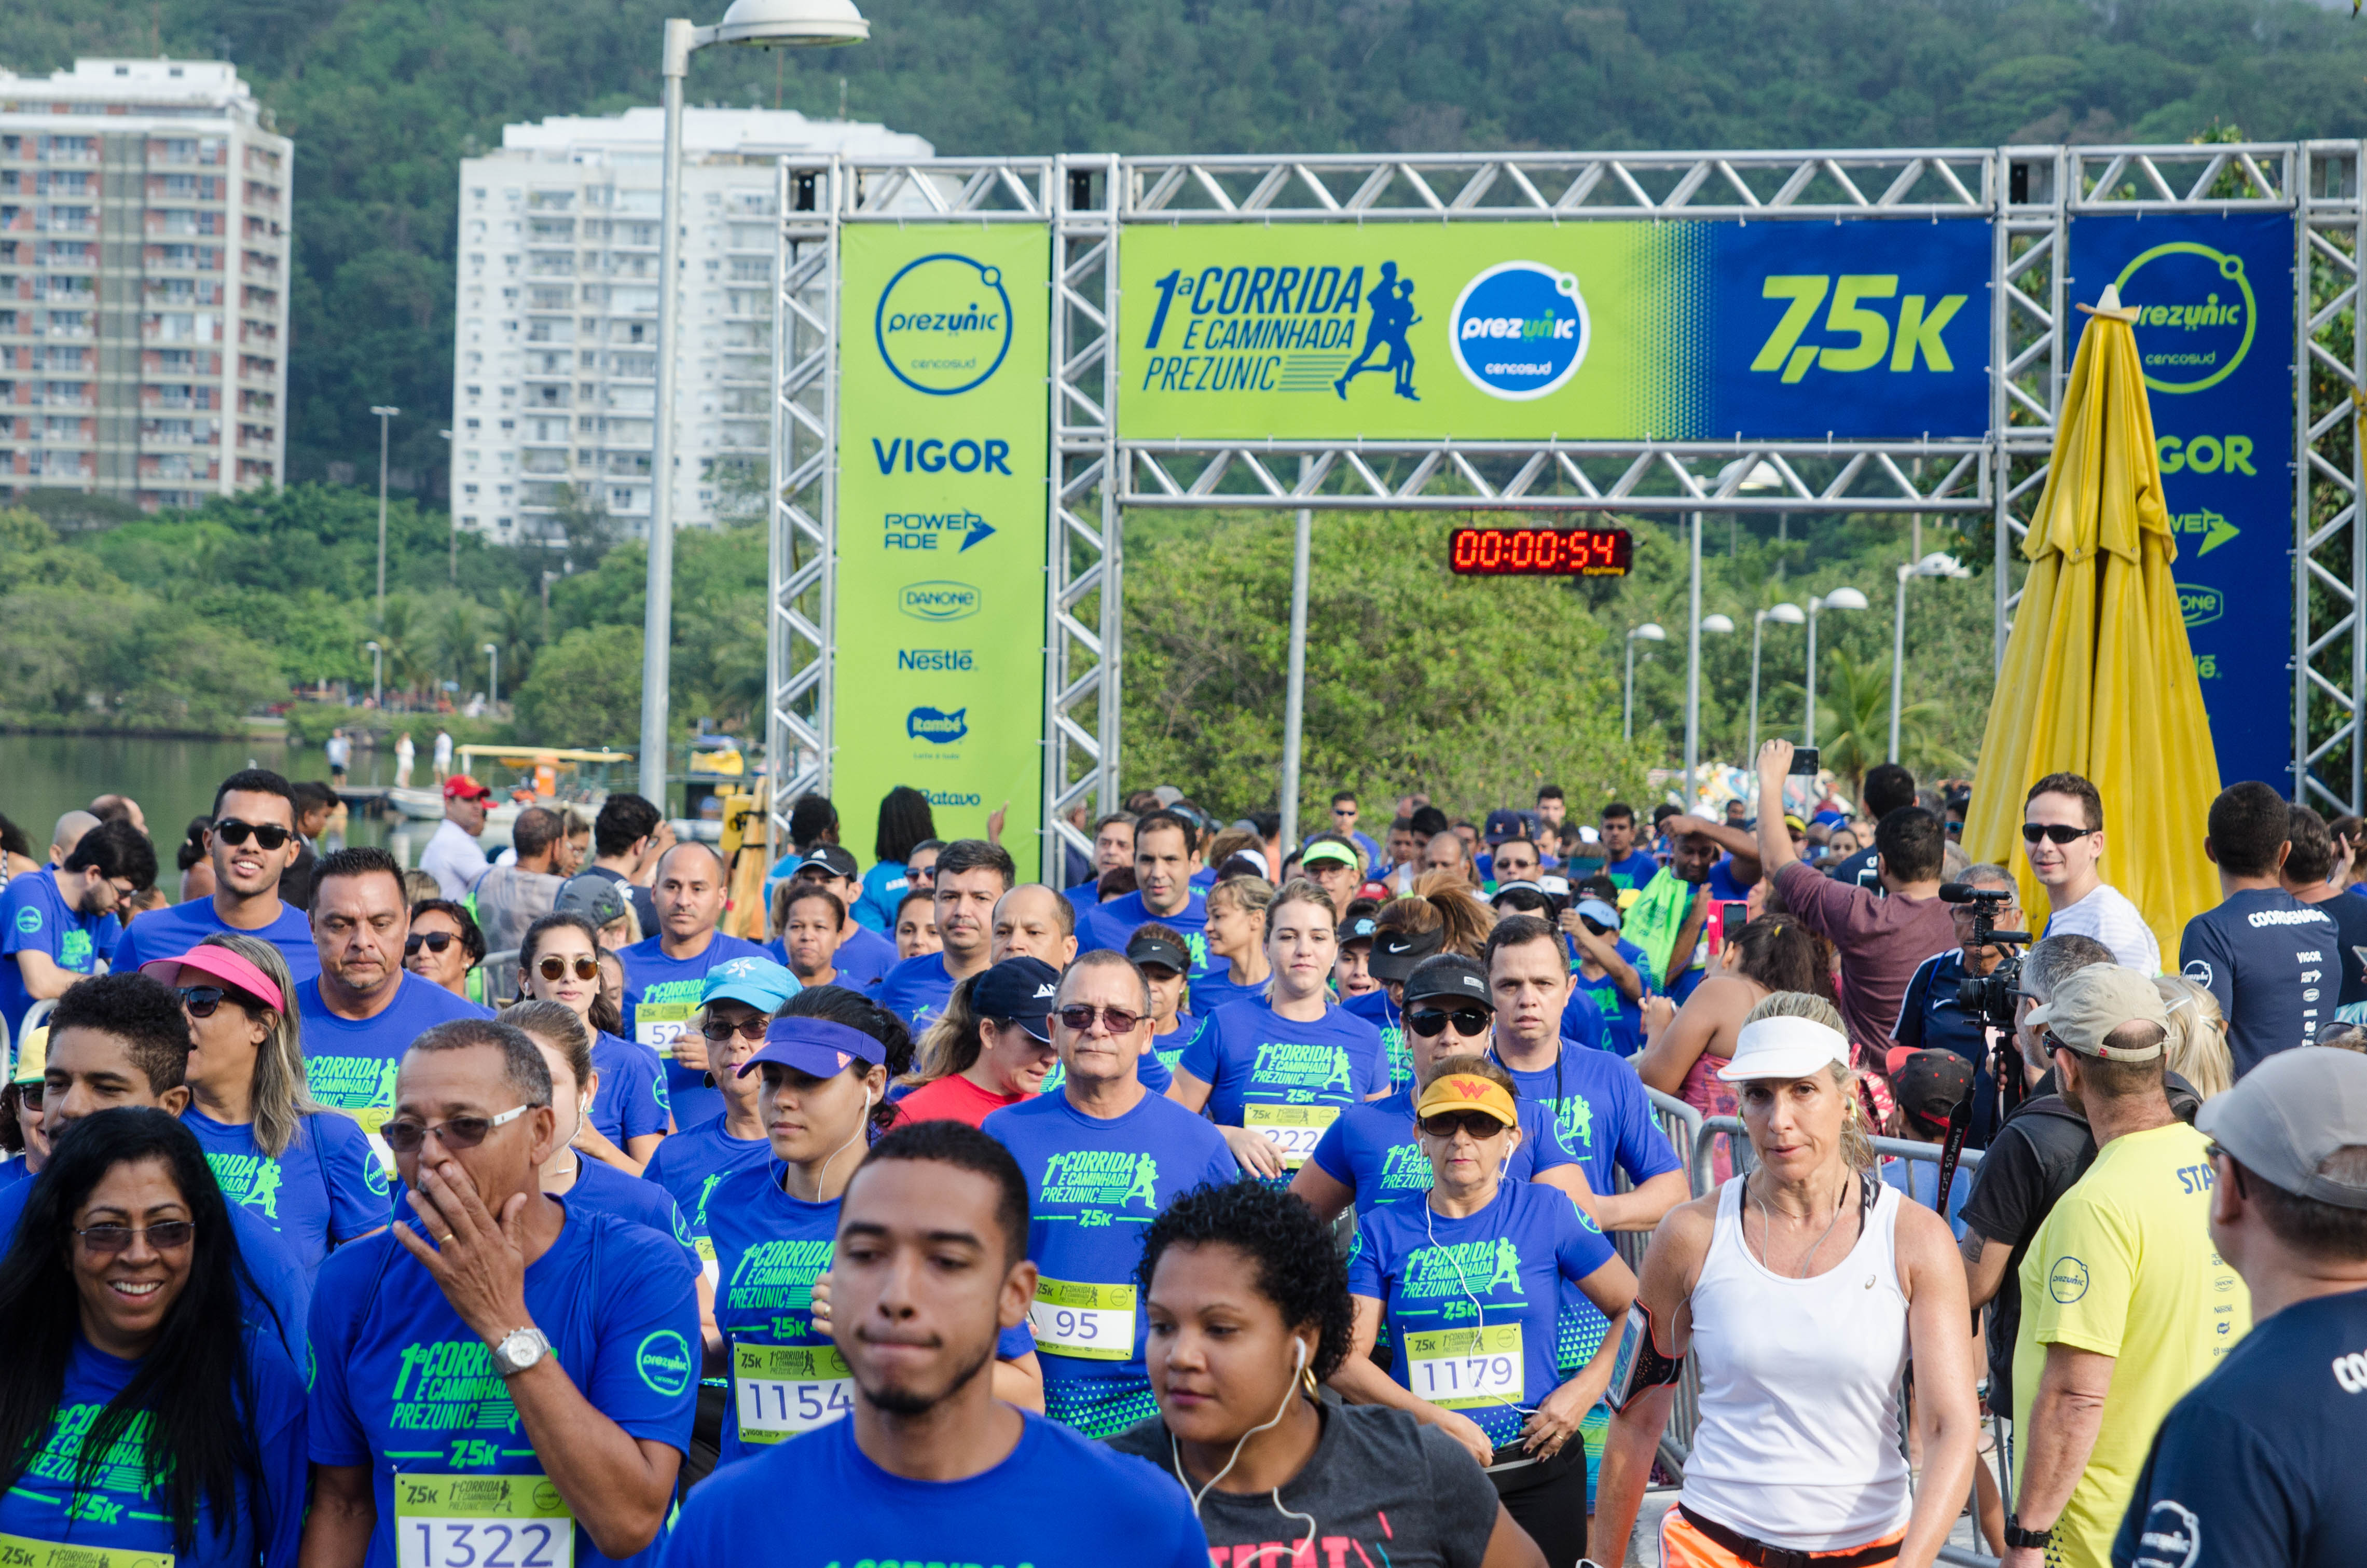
[982,949,1238,1438]
[2,817,154,1045]
[0,971,309,1364]
[299,847,491,1142]
[2022,772,2159,973]
[1293,953,1591,1222]
[1329,790,1383,869]
[622,842,769,1130]
[2003,966,2245,1568]
[302,1019,698,1568]
[113,768,322,982]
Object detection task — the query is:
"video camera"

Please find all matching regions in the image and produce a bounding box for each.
[1939,882,2031,1030]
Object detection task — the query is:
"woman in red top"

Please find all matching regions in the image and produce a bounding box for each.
[891,955,1060,1127]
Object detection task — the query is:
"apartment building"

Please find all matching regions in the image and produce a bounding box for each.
[0,58,291,510]
[452,106,929,541]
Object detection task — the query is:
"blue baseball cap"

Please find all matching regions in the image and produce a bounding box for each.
[740,1015,887,1079]
[699,955,800,1013]
[969,956,1061,1042]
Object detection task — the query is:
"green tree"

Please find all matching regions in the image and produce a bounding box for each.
[1783,645,1970,800]
[513,625,645,749]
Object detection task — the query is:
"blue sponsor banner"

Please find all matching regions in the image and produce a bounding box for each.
[2069,212,2293,790]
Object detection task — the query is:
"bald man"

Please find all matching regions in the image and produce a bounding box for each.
[620,840,770,1125]
[990,884,1079,970]
[48,811,98,868]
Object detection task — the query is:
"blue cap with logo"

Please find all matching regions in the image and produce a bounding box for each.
[1483,808,1529,844]
[969,955,1061,1042]
[699,955,800,1014]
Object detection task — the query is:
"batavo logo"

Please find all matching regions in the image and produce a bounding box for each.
[907,707,969,743]
[2114,241,2257,395]
[899,581,981,622]
[1449,261,1589,401]
[874,253,1013,396]
[2178,582,2225,627]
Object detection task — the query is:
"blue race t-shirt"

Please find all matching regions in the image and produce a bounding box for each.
[1186,964,1267,1018]
[1343,986,1411,1092]
[1601,850,1660,891]
[984,1091,1238,1437]
[0,1327,307,1568]
[1573,936,1655,1057]
[567,1156,701,1279]
[641,1112,770,1286]
[183,1104,389,1276]
[0,868,118,1041]
[1557,986,1609,1053]
[849,861,908,933]
[830,923,899,995]
[1705,856,1758,901]
[619,932,771,1127]
[1307,1084,1578,1217]
[590,1029,673,1146]
[1346,1181,1617,1449]
[874,951,960,1030]
[2178,888,2340,1076]
[1176,998,1387,1173]
[112,897,321,984]
[0,1176,310,1365]
[1073,889,1212,978]
[2111,1286,2367,1568]
[297,973,492,1137]
[705,1161,854,1463]
[1151,1012,1196,1082]
[662,1408,1208,1568]
[306,1203,700,1568]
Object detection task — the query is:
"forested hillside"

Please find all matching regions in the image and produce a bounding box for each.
[4,0,2366,484]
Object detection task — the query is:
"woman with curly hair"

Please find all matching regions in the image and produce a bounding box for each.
[1109,1177,1547,1566]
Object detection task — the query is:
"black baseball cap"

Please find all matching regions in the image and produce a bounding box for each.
[969,956,1061,1041]
[1890,1049,1973,1132]
[1125,931,1191,976]
[1339,914,1381,949]
[1483,809,1527,844]
[1404,960,1491,1008]
[797,844,860,881]
[1368,926,1444,982]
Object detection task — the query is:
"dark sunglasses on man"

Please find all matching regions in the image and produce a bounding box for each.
[2020,822,2097,845]
[1407,1006,1493,1039]
[1057,1003,1141,1034]
[212,818,293,850]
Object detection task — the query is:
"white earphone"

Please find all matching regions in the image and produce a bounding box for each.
[1171,1335,1316,1550]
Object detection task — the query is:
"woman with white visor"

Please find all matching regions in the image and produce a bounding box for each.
[1592,1005,1978,1568]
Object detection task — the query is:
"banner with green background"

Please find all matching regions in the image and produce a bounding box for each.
[832,226,1048,882]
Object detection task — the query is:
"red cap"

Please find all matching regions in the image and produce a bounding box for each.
[140,944,285,1014]
[443,774,492,801]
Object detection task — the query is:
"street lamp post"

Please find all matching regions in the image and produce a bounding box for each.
[363,641,383,708]
[1804,586,1868,747]
[1890,552,1971,760]
[1687,606,1734,802]
[1750,602,1805,759]
[638,0,869,810]
[369,406,398,625]
[1625,622,1665,742]
[439,429,456,584]
[483,642,500,708]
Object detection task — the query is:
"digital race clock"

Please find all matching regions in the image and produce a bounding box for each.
[1449,525,1633,577]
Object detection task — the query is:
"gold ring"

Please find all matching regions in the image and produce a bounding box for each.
[438,1233,456,1245]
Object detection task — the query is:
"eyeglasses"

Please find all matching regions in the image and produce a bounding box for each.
[700,1014,770,1042]
[380,1104,531,1154]
[2204,1141,2249,1198]
[75,1220,195,1255]
[406,932,458,957]
[211,819,293,850]
[1407,1007,1493,1038]
[1057,1003,1143,1034]
[1420,1110,1510,1140]
[536,953,599,982]
[176,985,236,1019]
[17,1081,46,1108]
[2020,822,2098,845]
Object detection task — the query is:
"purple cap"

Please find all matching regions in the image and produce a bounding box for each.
[739,1015,886,1079]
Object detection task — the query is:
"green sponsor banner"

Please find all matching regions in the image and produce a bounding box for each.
[833,226,1048,881]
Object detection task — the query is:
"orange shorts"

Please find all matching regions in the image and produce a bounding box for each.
[1660,1507,1907,1567]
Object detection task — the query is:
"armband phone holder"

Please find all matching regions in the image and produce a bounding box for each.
[1603,1301,1683,1413]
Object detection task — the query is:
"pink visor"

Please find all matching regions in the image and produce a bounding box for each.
[139,944,285,1014]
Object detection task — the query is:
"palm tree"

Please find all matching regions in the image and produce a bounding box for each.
[492,587,546,691]
[1780,647,1968,802]
[433,598,487,694]
[377,595,432,706]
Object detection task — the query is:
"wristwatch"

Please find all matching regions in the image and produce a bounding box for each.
[490,1325,552,1378]
[2003,1515,2053,1551]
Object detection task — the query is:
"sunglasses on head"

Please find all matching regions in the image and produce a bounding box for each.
[212,818,292,850]
[2020,822,2097,845]
[535,953,598,981]
[700,1014,770,1042]
[76,1220,195,1255]
[1407,1006,1493,1038]
[405,932,457,957]
[381,1104,531,1155]
[1057,1003,1143,1034]
[1421,1110,1509,1140]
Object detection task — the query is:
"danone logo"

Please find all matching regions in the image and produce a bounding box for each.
[636,1329,694,1397]
[874,253,1013,396]
[899,581,981,622]
[2114,241,2257,395]
[1449,260,1589,401]
[2177,582,2225,628]
[907,706,969,743]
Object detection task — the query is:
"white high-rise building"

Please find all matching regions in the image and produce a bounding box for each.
[0,59,292,510]
[451,106,930,542]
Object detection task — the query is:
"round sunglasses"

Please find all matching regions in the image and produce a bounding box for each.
[535,954,599,982]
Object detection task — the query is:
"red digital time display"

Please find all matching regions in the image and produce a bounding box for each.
[1449,525,1633,577]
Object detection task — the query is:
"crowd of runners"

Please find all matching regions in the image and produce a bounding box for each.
[0,746,2359,1568]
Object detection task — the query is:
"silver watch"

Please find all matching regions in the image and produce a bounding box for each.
[490,1326,551,1378]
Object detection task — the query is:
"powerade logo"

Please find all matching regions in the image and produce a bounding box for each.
[899,581,981,622]
[2178,582,2224,628]
[884,509,996,553]
[907,706,969,744]
[898,649,973,672]
[2114,241,2256,395]
[1449,260,1589,401]
[874,253,1012,396]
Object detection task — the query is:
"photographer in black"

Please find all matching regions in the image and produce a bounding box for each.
[1891,864,2024,1146]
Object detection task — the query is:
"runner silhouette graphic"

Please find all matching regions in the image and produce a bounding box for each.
[1334,263,1422,401]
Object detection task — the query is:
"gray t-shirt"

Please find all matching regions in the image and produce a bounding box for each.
[1107,1398,1498,1567]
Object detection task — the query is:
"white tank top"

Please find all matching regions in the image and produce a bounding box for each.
[1678,1173,1913,1551]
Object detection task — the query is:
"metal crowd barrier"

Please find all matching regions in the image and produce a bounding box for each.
[483,948,521,1008]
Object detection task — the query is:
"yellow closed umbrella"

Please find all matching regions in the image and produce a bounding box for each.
[1962,285,2221,960]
